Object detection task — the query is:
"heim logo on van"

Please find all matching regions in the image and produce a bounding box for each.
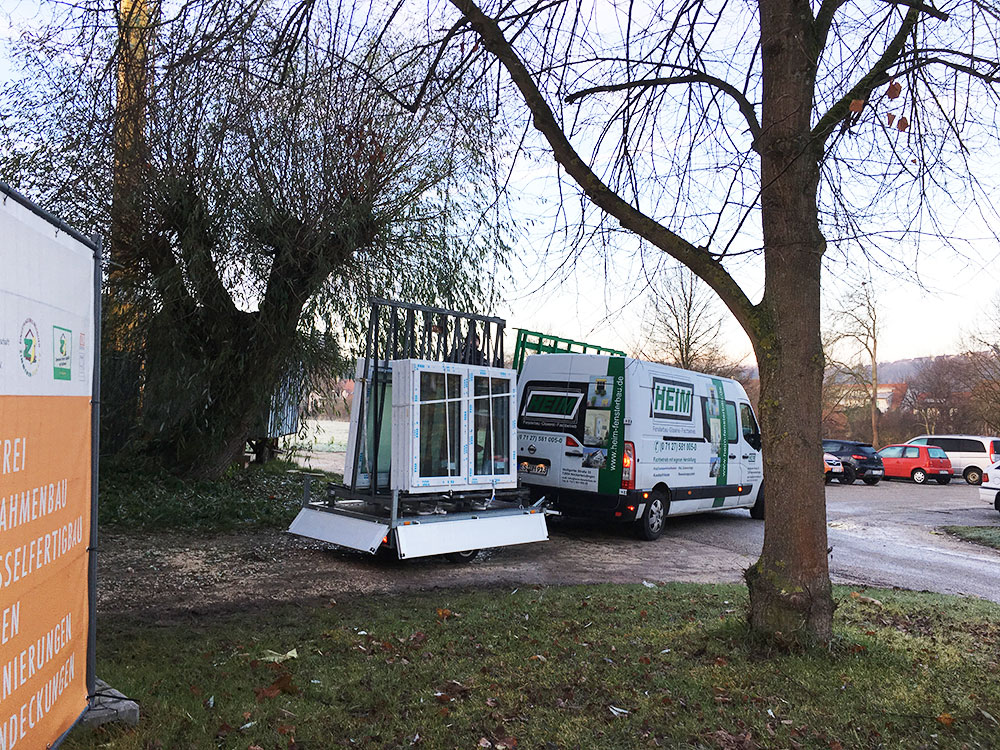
[650,378,694,421]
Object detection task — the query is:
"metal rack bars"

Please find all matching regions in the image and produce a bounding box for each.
[350,298,508,502]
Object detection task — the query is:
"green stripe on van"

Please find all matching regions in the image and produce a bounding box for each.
[711,378,728,507]
[598,357,626,496]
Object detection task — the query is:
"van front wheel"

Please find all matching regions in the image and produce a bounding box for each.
[635,495,666,541]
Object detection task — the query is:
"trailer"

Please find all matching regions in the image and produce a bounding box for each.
[288,299,548,560]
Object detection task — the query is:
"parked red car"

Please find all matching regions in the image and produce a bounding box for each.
[876,444,953,484]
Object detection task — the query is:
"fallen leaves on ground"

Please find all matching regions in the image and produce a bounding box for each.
[254,671,300,701]
[849,592,883,606]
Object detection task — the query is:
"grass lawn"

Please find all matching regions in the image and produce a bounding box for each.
[66,584,1000,750]
[943,525,1000,552]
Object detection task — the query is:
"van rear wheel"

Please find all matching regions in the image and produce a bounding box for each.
[635,494,666,541]
[749,485,765,520]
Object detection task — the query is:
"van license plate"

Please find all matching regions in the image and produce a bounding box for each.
[519,461,548,476]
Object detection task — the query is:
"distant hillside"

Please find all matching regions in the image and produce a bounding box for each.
[878,357,937,383]
[741,354,971,384]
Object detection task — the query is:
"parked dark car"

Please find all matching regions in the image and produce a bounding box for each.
[821,439,885,485]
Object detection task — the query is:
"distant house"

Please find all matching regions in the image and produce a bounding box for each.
[835,383,908,412]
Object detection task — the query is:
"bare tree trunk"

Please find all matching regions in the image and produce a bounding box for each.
[744,0,834,643]
[871,343,879,446]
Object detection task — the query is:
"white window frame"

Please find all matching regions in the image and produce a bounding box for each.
[467,367,518,489]
[391,360,518,493]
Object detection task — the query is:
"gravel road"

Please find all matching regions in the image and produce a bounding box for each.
[98,468,999,619]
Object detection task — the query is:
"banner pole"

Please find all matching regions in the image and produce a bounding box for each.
[87,236,102,697]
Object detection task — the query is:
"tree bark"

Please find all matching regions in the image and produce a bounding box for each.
[744,0,834,643]
[871,343,879,446]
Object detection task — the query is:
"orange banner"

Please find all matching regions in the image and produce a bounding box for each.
[0,396,91,750]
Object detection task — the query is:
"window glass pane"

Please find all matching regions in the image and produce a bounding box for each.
[910,437,927,445]
[725,401,738,444]
[491,394,510,474]
[992,441,1000,455]
[881,446,902,458]
[933,438,956,450]
[740,404,758,440]
[419,400,461,477]
[447,373,461,399]
[904,446,919,458]
[421,372,445,401]
[474,375,490,397]
[960,439,986,453]
[928,447,948,458]
[474,381,513,476]
[473,394,493,476]
[358,379,392,486]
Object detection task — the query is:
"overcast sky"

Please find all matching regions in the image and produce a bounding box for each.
[3,1,997,368]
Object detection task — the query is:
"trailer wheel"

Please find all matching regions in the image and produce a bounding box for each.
[444,549,479,563]
[635,493,667,541]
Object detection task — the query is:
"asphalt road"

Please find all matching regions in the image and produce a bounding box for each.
[628,477,1000,602]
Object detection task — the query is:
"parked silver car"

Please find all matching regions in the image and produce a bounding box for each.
[905,434,1000,485]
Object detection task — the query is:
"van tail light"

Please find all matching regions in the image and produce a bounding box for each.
[622,441,635,491]
[851,454,866,461]
[566,435,581,448]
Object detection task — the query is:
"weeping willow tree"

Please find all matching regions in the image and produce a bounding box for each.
[2,0,510,478]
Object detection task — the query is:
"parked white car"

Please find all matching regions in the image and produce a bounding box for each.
[978,461,1000,515]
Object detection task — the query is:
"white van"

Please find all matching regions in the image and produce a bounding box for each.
[905,435,1000,485]
[516,354,764,539]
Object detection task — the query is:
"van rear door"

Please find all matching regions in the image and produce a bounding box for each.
[516,380,590,491]
[516,356,627,499]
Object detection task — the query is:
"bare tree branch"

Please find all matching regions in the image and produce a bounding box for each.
[565,71,762,144]
[449,0,761,338]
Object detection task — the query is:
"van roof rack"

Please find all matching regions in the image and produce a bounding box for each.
[512,329,626,373]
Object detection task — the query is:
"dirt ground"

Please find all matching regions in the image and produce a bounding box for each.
[96,449,756,620]
[97,518,751,622]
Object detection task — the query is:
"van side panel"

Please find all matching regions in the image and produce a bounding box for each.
[631,362,704,513]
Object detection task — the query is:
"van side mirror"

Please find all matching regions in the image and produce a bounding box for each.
[747,433,762,452]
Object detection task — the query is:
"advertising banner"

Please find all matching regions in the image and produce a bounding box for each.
[0,187,97,749]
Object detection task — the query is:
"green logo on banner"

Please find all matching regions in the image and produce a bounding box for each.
[19,318,40,376]
[53,326,72,380]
